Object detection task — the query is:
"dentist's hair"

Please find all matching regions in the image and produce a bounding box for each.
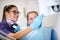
[2,5,17,20]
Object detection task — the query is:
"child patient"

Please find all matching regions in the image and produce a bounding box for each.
[27,11,38,26]
[21,11,57,40]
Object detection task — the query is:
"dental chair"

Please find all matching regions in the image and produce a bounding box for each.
[21,27,57,40]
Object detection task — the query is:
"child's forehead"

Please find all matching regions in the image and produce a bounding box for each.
[29,13,37,16]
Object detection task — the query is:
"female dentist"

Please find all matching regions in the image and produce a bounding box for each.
[0,5,43,39]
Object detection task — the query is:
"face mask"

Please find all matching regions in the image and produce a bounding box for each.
[6,17,15,24]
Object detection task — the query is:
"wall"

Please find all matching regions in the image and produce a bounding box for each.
[55,13,60,40]
[25,0,39,14]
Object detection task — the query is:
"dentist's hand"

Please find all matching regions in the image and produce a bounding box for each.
[30,14,44,30]
[12,25,20,32]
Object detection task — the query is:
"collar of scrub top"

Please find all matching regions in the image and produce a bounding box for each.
[1,20,18,28]
[11,23,18,27]
[27,22,30,26]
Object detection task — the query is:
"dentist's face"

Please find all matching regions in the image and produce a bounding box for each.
[28,13,38,24]
[6,7,19,22]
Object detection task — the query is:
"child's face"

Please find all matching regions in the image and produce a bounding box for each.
[28,13,38,24]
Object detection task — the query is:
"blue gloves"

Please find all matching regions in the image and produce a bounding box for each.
[12,25,20,32]
[30,14,44,30]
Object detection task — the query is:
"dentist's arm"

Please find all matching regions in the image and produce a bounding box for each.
[7,27,32,39]
[7,14,44,39]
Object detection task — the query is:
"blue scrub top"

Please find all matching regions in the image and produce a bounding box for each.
[27,23,30,26]
[0,20,15,36]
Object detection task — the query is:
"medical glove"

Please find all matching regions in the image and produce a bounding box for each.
[30,14,44,30]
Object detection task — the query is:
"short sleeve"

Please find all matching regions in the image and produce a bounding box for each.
[0,25,11,36]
